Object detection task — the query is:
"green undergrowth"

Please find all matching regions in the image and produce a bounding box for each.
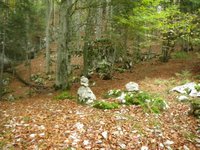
[54,91,75,100]
[172,51,189,59]
[93,101,120,109]
[175,70,192,80]
[100,90,168,113]
[195,84,200,92]
[124,91,167,113]
[103,89,122,99]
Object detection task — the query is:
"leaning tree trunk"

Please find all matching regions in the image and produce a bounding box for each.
[56,0,72,90]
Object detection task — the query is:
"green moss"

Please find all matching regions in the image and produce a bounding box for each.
[93,101,120,109]
[54,91,74,100]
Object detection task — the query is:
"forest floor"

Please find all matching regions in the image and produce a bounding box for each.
[0,51,200,149]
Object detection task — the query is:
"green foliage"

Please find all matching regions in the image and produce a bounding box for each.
[0,1,45,60]
[185,88,192,95]
[124,92,136,105]
[117,0,200,62]
[54,91,74,100]
[97,60,112,80]
[195,84,200,92]
[114,67,126,73]
[190,99,200,117]
[115,90,168,113]
[147,97,168,113]
[127,91,167,113]
[104,89,122,99]
[31,73,44,85]
[93,101,120,110]
[172,51,189,59]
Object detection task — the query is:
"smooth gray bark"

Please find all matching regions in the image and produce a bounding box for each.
[56,0,72,89]
[45,0,53,74]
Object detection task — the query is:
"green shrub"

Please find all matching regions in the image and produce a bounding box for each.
[119,91,167,113]
[185,88,192,94]
[103,89,122,99]
[124,92,138,105]
[93,101,120,109]
[114,67,126,73]
[54,91,74,100]
[195,84,200,92]
[136,92,152,103]
[148,97,168,113]
[31,73,44,85]
[97,60,112,80]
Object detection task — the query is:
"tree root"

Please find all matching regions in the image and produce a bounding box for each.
[5,69,50,90]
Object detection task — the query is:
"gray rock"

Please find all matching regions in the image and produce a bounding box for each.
[183,145,190,150]
[125,82,139,92]
[77,86,96,104]
[164,140,174,145]
[117,92,126,104]
[171,82,200,97]
[0,54,11,69]
[178,95,189,102]
[80,76,89,87]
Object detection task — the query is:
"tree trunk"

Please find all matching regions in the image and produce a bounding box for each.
[0,24,6,99]
[45,0,53,74]
[56,0,72,90]
[83,3,96,76]
[96,4,103,39]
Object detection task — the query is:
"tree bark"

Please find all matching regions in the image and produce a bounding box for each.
[56,0,72,90]
[45,0,53,74]
[83,2,96,76]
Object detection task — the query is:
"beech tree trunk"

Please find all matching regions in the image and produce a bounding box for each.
[45,0,53,74]
[83,2,96,76]
[0,24,6,99]
[96,3,103,39]
[56,0,72,89]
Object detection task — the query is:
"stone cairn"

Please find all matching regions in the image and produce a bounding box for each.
[77,76,96,104]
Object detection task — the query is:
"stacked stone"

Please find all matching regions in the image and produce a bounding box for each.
[77,76,96,104]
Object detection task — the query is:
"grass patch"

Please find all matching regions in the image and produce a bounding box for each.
[172,51,189,59]
[182,131,197,142]
[93,101,120,109]
[154,78,171,86]
[175,70,192,79]
[54,91,74,100]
